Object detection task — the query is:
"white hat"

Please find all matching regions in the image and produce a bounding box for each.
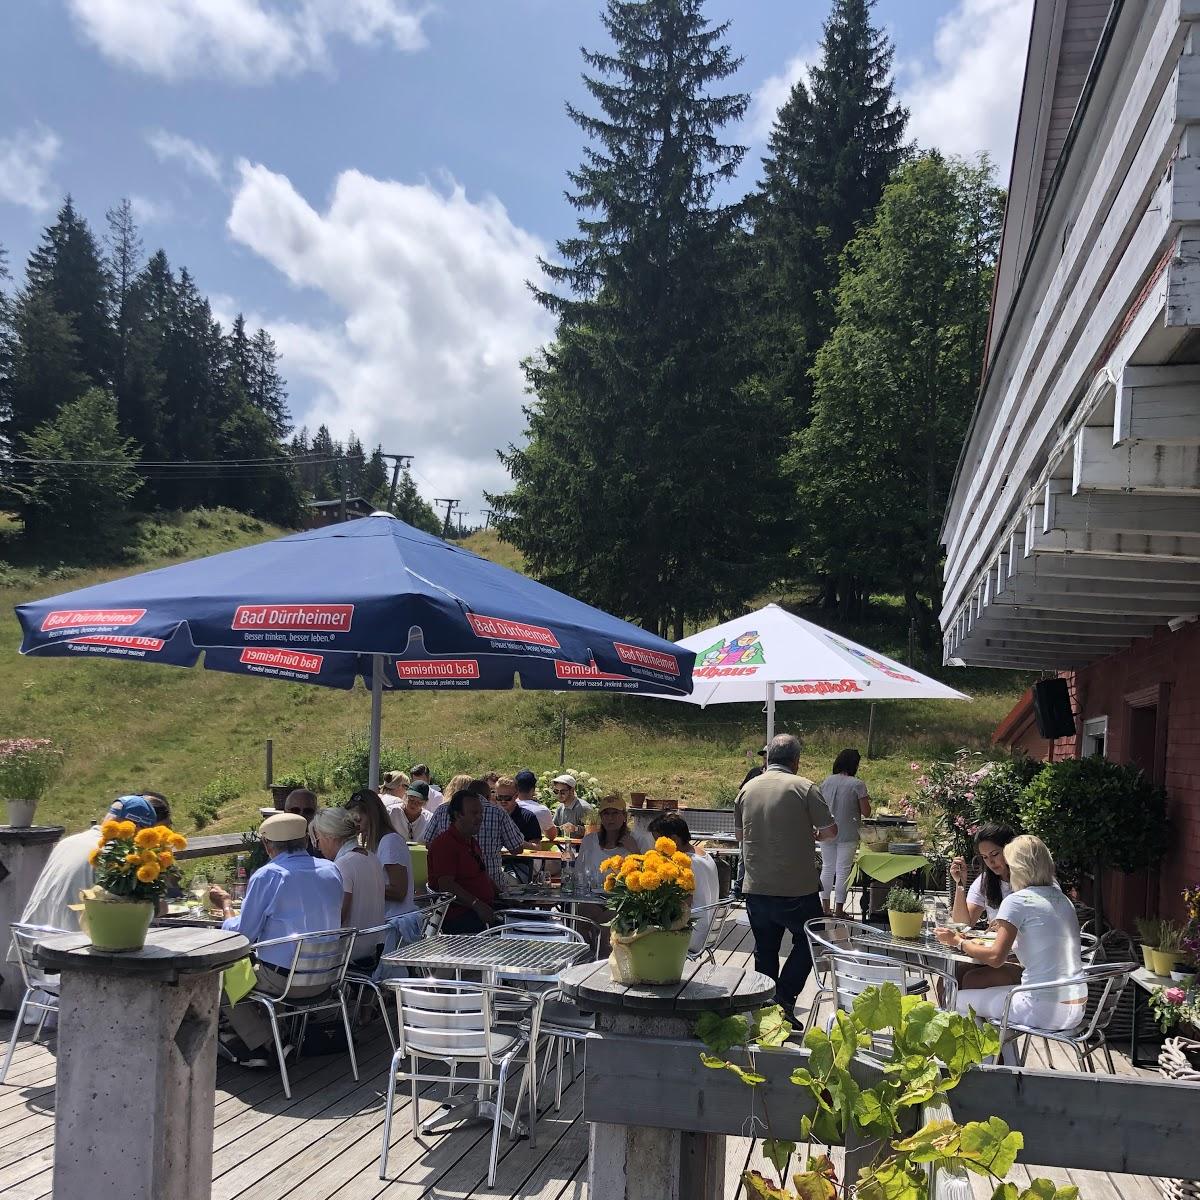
[552,774,576,789]
[260,813,309,842]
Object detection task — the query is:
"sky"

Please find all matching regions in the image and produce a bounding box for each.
[0,0,1035,518]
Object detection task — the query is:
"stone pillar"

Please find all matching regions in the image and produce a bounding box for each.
[0,825,63,1011]
[33,927,249,1200]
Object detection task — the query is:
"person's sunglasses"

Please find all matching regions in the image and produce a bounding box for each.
[290,806,316,818]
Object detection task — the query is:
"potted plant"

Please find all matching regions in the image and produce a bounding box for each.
[81,818,188,951]
[1136,917,1164,973]
[1149,983,1198,1034]
[269,771,306,809]
[1152,922,1186,978]
[0,738,64,827]
[600,837,696,984]
[885,885,924,939]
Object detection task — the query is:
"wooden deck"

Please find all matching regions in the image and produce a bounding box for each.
[0,917,1172,1199]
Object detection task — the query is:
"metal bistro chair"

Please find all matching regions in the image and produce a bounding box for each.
[499,907,601,953]
[1,923,65,1084]
[997,961,1137,1073]
[380,978,542,1187]
[344,923,396,1049]
[416,891,452,938]
[688,897,739,966]
[239,927,359,1098]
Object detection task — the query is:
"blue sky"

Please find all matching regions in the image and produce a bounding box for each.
[0,0,1033,514]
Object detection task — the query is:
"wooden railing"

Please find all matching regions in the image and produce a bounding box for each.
[175,833,245,861]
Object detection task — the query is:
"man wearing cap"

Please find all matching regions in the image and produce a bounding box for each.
[427,790,497,934]
[735,734,838,1024]
[514,769,555,835]
[20,795,160,932]
[208,812,343,1066]
[409,764,443,807]
[551,775,590,834]
[390,783,432,841]
[421,780,535,882]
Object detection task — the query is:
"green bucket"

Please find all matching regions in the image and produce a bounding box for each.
[408,842,428,892]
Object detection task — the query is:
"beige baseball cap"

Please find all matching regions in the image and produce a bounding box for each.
[260,813,309,842]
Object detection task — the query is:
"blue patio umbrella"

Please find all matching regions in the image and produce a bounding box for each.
[14,512,694,784]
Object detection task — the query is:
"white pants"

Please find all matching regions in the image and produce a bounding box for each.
[819,842,858,907]
[956,985,1086,1033]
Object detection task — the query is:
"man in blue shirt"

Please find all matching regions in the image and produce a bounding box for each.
[209,812,343,1066]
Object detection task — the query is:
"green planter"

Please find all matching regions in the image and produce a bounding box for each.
[610,927,691,984]
[408,842,428,892]
[887,909,924,940]
[82,896,155,952]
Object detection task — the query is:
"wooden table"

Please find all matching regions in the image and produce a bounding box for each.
[560,958,774,1200]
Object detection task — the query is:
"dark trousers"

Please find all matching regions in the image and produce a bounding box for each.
[441,909,487,935]
[744,892,824,1014]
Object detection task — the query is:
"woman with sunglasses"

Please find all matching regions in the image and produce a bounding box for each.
[344,789,416,916]
[575,793,651,889]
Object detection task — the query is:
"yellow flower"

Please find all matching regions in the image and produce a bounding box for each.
[625,871,643,892]
[169,832,187,851]
[157,850,174,868]
[672,852,691,868]
[618,857,637,877]
[88,848,100,865]
[136,863,160,884]
[134,827,162,849]
[99,819,122,841]
[658,861,679,882]
[640,868,662,889]
[600,855,619,874]
[679,869,696,892]
[654,836,676,856]
[603,875,616,892]
[125,852,143,866]
[116,820,137,840]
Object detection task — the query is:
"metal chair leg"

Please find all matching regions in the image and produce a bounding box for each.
[411,1055,421,1139]
[32,1003,51,1043]
[378,1047,402,1178]
[0,992,30,1084]
[262,1003,290,1099]
[555,1039,565,1111]
[338,992,359,1080]
[487,1058,513,1186]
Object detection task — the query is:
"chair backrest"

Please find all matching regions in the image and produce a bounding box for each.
[486,921,587,945]
[1076,961,1137,1041]
[828,947,910,1012]
[805,916,882,975]
[689,897,738,960]
[416,893,451,938]
[1079,931,1101,965]
[390,979,513,1061]
[499,908,599,941]
[257,928,357,999]
[9,923,66,991]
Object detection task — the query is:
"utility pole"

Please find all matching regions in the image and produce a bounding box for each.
[434,498,459,537]
[456,509,468,536]
[382,453,414,513]
[481,508,495,529]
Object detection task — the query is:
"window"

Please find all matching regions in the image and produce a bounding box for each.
[1082,716,1107,759]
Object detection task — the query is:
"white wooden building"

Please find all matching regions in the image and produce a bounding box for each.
[940,0,1200,918]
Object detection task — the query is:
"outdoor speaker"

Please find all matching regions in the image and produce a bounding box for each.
[1032,678,1075,739]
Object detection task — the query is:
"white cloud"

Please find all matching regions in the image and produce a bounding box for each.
[146,129,224,184]
[0,125,62,212]
[67,0,427,84]
[226,162,553,510]
[747,49,814,142]
[901,0,1034,173]
[128,193,172,225]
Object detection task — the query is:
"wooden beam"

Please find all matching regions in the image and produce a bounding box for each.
[1116,362,1200,444]
[1046,490,1200,539]
[1028,526,1200,563]
[1026,551,1200,583]
[986,590,1189,616]
[970,612,1157,637]
[1074,426,1200,494]
[950,1064,1200,1178]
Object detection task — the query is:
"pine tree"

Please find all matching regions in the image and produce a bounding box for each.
[309,425,338,500]
[362,445,389,503]
[6,289,89,448]
[494,0,780,636]
[751,0,908,423]
[391,469,441,534]
[249,328,290,439]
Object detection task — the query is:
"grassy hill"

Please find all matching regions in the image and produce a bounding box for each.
[0,514,1031,836]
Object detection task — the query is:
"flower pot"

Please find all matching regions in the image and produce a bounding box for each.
[269,784,293,809]
[81,895,155,952]
[1140,943,1158,972]
[407,842,427,892]
[1170,970,1196,986]
[887,909,924,940]
[609,927,691,985]
[630,793,646,809]
[1151,948,1181,977]
[5,798,37,828]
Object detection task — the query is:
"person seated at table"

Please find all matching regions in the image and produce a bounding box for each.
[576,794,651,888]
[427,790,498,933]
[493,777,543,842]
[390,782,432,841]
[648,813,719,953]
[514,769,555,834]
[551,774,591,835]
[818,748,871,919]
[343,788,417,917]
[937,835,1086,1036]
[380,770,409,810]
[422,779,535,883]
[409,764,443,807]
[209,812,343,1067]
[950,823,1017,926]
[282,789,319,854]
[312,807,387,966]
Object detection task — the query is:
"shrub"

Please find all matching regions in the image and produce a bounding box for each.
[187,771,240,829]
[885,886,922,913]
[971,754,1042,828]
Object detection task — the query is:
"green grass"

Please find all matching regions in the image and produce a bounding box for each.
[0,515,1033,836]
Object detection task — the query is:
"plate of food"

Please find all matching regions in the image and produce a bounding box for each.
[964,931,998,945]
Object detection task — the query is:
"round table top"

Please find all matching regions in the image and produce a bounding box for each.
[34,926,250,981]
[0,824,65,845]
[559,958,775,1015]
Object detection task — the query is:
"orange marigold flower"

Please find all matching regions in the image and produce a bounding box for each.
[654,836,676,856]
[169,832,187,851]
[99,819,122,840]
[125,852,142,866]
[134,827,161,849]
[157,850,175,868]
[136,863,160,884]
[88,848,100,865]
[116,820,137,840]
[672,852,691,868]
[603,875,616,892]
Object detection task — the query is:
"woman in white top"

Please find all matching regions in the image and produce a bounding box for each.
[950,824,1016,924]
[648,813,720,953]
[937,835,1086,1034]
[312,807,387,965]
[575,794,651,889]
[344,789,417,918]
[818,748,871,917]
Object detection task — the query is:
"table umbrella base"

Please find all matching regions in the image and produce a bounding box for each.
[421,1095,528,1139]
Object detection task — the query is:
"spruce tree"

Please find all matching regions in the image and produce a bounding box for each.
[494,0,781,636]
[751,0,908,423]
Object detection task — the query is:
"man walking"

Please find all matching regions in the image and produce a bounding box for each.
[735,734,837,1022]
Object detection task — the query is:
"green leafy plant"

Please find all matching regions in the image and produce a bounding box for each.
[0,738,64,802]
[885,886,922,914]
[186,771,240,829]
[1159,922,1186,955]
[1135,917,1164,947]
[697,985,1081,1200]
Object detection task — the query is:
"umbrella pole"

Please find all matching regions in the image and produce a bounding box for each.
[765,681,776,746]
[369,654,384,789]
[559,707,567,768]
[866,701,876,760]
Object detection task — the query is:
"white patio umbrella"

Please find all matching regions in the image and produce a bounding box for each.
[667,603,969,743]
